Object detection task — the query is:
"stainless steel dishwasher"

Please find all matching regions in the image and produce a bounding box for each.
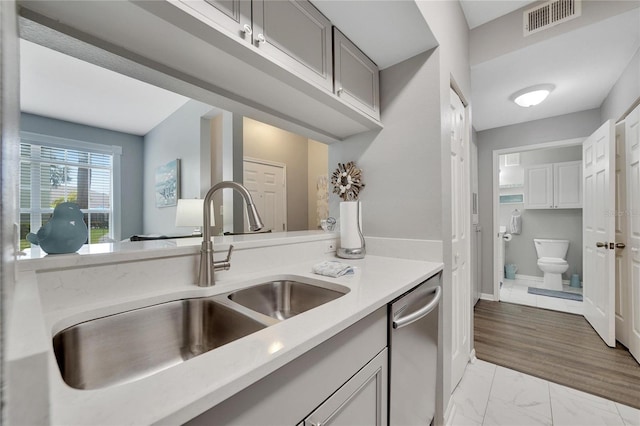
[388,272,441,425]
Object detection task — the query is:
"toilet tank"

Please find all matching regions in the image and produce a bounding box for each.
[533,239,569,259]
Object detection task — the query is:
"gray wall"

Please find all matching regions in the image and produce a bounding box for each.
[328,48,442,240]
[329,2,471,418]
[243,117,310,232]
[143,100,215,234]
[601,48,640,123]
[20,112,144,239]
[499,146,583,279]
[477,108,601,295]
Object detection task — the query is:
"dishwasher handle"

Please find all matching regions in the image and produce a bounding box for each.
[392,286,441,329]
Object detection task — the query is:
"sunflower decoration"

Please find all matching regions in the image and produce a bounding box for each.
[331,161,365,201]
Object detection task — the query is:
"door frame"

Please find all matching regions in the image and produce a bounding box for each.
[491,138,584,300]
[243,156,288,232]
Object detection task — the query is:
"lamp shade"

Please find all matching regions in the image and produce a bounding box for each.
[175,199,214,227]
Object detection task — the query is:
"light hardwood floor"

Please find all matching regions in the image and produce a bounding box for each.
[474,300,640,410]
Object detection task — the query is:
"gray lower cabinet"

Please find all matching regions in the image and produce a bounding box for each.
[185,307,387,425]
[333,28,380,120]
[300,349,388,426]
[253,0,333,92]
[177,0,252,41]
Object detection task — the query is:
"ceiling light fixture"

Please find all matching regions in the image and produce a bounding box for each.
[511,84,555,108]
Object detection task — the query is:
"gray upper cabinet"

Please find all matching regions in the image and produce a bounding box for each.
[333,28,380,120]
[252,0,333,92]
[178,0,252,41]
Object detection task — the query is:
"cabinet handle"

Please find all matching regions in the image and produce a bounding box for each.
[256,33,266,44]
[242,24,252,35]
[615,242,626,249]
[596,242,607,248]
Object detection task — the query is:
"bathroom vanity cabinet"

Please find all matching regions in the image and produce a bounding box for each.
[524,161,582,209]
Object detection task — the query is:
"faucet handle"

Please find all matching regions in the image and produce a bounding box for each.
[224,245,234,262]
[213,245,234,272]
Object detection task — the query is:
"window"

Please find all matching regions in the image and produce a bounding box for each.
[19,132,122,249]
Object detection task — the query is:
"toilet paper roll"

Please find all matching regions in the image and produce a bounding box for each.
[503,233,512,242]
[339,201,363,249]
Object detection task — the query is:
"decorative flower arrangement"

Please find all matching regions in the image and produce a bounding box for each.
[331,161,365,201]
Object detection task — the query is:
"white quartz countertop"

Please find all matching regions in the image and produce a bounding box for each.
[37,253,442,425]
[18,230,336,272]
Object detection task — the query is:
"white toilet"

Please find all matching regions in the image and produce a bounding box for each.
[533,239,569,291]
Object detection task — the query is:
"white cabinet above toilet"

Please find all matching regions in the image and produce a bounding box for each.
[524,161,582,209]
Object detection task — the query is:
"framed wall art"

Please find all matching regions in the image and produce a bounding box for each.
[155,159,180,207]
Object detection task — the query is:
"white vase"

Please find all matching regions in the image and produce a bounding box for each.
[337,201,365,259]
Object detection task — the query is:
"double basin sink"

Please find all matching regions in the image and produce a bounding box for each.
[53,278,350,390]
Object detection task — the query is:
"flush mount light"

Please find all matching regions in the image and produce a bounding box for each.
[511,84,555,108]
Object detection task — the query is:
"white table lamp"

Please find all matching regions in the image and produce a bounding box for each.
[175,199,214,235]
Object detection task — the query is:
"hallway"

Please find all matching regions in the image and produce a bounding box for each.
[473,300,640,409]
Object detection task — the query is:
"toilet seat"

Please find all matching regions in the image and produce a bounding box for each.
[537,257,568,265]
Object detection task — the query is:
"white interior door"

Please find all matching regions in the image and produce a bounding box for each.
[450,88,470,389]
[614,122,630,347]
[583,120,615,347]
[243,159,286,233]
[625,104,640,363]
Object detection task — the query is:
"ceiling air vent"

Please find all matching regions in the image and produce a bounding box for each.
[523,0,581,36]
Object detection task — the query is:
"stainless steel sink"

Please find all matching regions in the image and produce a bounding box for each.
[53,278,349,390]
[228,280,349,320]
[53,298,267,390]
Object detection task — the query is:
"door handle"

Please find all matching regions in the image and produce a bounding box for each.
[596,242,607,248]
[392,286,441,329]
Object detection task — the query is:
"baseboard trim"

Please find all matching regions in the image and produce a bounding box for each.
[480,292,496,301]
[443,398,457,426]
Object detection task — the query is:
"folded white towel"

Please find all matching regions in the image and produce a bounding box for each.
[510,211,522,234]
[312,261,354,278]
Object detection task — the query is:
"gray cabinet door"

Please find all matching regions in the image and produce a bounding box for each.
[252,0,333,92]
[333,28,380,120]
[302,349,388,426]
[178,0,252,40]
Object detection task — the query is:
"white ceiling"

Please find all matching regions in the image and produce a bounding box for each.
[20,39,190,136]
[471,7,640,131]
[313,0,437,69]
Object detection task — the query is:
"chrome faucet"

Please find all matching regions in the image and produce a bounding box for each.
[198,181,264,287]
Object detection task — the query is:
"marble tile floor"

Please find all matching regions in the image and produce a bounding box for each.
[499,278,583,315]
[449,358,640,426]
